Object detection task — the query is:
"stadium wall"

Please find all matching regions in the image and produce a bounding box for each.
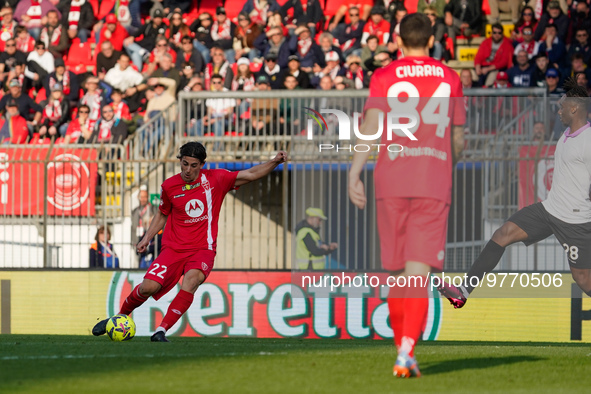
[0,271,589,342]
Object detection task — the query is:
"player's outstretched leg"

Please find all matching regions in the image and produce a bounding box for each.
[151,289,195,343]
[92,318,109,336]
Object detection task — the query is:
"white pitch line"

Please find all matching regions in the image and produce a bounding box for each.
[1,352,287,361]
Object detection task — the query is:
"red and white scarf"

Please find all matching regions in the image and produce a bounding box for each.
[231,75,255,91]
[26,0,43,27]
[211,19,232,41]
[0,20,17,42]
[40,24,62,47]
[204,62,230,90]
[250,0,269,25]
[70,117,90,140]
[98,118,115,141]
[298,37,312,56]
[340,22,360,52]
[116,0,131,24]
[534,0,543,20]
[49,71,70,95]
[43,99,62,122]
[81,90,102,121]
[111,102,125,120]
[16,35,35,52]
[68,0,85,31]
[301,0,308,13]
[346,68,364,89]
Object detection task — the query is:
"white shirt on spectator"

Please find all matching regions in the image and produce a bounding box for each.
[104,64,144,91]
[205,88,236,118]
[24,51,55,78]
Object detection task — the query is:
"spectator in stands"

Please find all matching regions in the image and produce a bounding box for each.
[334,6,365,59]
[318,32,343,62]
[386,5,407,54]
[254,26,288,62]
[39,82,70,138]
[0,7,18,51]
[104,53,144,92]
[144,77,176,122]
[89,226,119,269]
[567,53,591,81]
[241,0,281,28]
[109,89,131,122]
[280,75,300,135]
[97,14,129,52]
[328,1,372,35]
[80,76,108,126]
[124,8,167,70]
[14,25,35,53]
[58,0,95,43]
[24,41,54,91]
[417,0,446,18]
[166,10,191,50]
[507,50,534,87]
[545,68,564,96]
[474,23,513,87]
[89,104,128,144]
[279,0,324,37]
[460,68,475,89]
[190,12,214,65]
[360,34,385,71]
[178,62,198,92]
[424,5,446,60]
[444,0,483,44]
[512,6,537,44]
[532,121,546,143]
[96,41,122,78]
[279,55,311,89]
[364,48,391,75]
[0,98,29,143]
[64,104,91,143]
[250,75,280,138]
[534,1,568,42]
[204,46,234,91]
[575,71,591,95]
[14,0,60,40]
[256,52,282,89]
[176,35,204,75]
[513,25,540,60]
[0,78,43,128]
[567,1,591,44]
[192,74,236,138]
[538,23,566,70]
[342,54,366,89]
[234,12,262,62]
[311,51,341,88]
[149,52,180,90]
[488,0,521,24]
[39,10,69,59]
[1,61,26,94]
[361,6,390,46]
[131,185,157,269]
[211,6,236,65]
[530,52,550,88]
[0,39,26,85]
[144,35,177,76]
[232,57,255,92]
[286,25,325,72]
[568,27,591,64]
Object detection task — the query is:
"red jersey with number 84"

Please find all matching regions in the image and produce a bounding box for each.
[159,169,238,252]
[364,56,465,204]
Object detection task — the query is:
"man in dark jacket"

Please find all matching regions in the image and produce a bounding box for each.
[89,104,128,144]
[57,0,95,43]
[444,0,483,42]
[123,8,168,70]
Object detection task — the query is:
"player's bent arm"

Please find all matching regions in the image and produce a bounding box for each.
[451,125,465,165]
[348,108,383,209]
[235,151,287,187]
[137,210,168,252]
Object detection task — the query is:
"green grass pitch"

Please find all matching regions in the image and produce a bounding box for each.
[1,335,590,393]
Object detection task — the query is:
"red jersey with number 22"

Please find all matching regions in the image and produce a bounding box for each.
[365,56,465,204]
[159,169,238,252]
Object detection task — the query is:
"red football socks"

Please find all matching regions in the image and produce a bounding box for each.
[160,290,194,331]
[119,285,148,315]
[387,286,405,350]
[400,278,429,357]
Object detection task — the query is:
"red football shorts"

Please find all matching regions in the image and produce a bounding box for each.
[144,248,216,300]
[376,197,450,272]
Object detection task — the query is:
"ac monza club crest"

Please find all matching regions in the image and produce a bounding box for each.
[46,154,91,211]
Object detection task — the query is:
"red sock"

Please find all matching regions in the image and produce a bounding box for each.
[387,286,405,350]
[119,285,148,315]
[400,278,429,358]
[160,290,194,331]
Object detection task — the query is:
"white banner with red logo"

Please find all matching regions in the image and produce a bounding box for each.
[0,147,98,216]
[518,146,556,209]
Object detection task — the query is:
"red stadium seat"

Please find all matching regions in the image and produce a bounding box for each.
[199,0,223,15]
[482,0,491,15]
[65,40,95,73]
[404,0,418,14]
[224,0,243,20]
[323,0,341,21]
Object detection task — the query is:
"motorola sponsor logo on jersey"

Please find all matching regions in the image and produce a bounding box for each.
[184,199,208,223]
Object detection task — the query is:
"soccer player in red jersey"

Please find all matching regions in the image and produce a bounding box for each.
[93,142,287,342]
[348,13,466,377]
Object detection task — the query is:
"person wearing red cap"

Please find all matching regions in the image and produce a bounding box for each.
[97,14,129,52]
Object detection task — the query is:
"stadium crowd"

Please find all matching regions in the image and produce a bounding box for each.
[0,0,590,145]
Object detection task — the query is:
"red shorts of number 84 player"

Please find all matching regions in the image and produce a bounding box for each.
[92,142,287,342]
[348,13,466,378]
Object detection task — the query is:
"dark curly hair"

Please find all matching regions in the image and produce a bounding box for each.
[178,141,207,162]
